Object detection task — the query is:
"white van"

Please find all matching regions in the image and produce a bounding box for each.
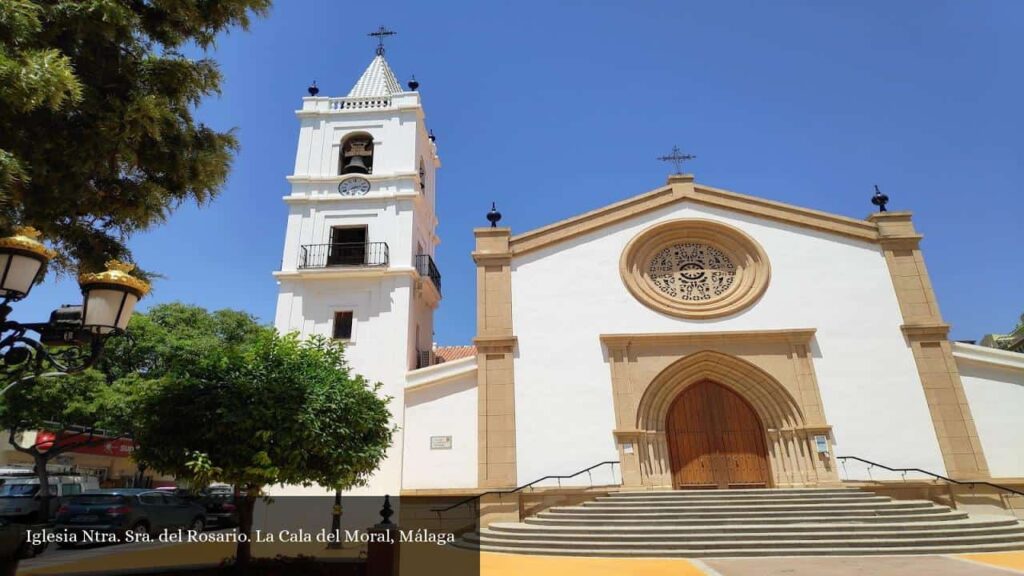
[0,475,101,521]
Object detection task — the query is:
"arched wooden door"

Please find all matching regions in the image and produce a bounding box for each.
[666,380,770,489]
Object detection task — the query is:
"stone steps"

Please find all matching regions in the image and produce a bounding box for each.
[491,517,1021,535]
[461,541,1024,557]
[467,532,1024,549]
[585,495,890,506]
[483,516,1019,537]
[605,488,866,497]
[466,487,1024,557]
[525,511,971,526]
[551,500,934,514]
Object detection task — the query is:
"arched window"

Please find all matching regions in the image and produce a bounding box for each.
[418,158,426,192]
[340,133,374,175]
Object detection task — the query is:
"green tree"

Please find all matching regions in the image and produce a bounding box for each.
[0,0,270,274]
[97,301,268,381]
[0,370,129,521]
[0,303,266,520]
[130,330,394,565]
[79,302,269,483]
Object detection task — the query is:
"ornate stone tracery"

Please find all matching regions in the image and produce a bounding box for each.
[648,243,736,302]
[620,219,770,319]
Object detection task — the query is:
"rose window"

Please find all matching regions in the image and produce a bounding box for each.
[647,243,736,302]
[621,219,770,319]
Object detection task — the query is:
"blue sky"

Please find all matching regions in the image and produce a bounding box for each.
[16,0,1023,344]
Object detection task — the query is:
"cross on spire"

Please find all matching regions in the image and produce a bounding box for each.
[658,145,696,174]
[369,25,396,56]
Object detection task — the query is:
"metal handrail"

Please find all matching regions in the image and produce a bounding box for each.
[431,460,620,514]
[298,242,389,269]
[837,455,1024,497]
[414,254,442,294]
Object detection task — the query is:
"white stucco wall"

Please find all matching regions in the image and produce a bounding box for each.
[954,343,1024,479]
[402,362,479,489]
[273,275,414,495]
[510,202,945,485]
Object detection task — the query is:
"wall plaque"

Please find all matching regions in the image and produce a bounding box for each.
[430,436,452,450]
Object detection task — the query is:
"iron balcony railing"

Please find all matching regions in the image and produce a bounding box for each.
[299,242,389,269]
[415,254,442,295]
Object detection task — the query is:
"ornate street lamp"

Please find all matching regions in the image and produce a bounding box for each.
[79,261,150,335]
[0,227,55,301]
[0,227,149,387]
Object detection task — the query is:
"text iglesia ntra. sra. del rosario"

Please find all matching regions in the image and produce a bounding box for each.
[28,528,454,547]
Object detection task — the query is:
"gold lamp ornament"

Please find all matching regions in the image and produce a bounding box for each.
[78,260,150,334]
[0,227,57,300]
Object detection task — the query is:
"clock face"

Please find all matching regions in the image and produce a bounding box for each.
[338,177,371,196]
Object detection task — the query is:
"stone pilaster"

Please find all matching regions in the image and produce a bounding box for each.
[871,212,988,479]
[473,228,518,488]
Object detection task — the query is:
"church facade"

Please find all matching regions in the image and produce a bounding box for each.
[272,49,1024,498]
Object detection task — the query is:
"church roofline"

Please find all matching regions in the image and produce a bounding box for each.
[508,176,889,257]
[952,341,1024,372]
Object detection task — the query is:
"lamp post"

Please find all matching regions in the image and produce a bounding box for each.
[0,227,149,392]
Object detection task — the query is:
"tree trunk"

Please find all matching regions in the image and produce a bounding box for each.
[135,463,148,488]
[235,490,257,567]
[34,453,51,523]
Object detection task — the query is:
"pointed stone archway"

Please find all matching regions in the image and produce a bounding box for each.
[601,330,840,488]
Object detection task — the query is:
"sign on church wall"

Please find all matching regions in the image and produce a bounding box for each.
[430,436,452,450]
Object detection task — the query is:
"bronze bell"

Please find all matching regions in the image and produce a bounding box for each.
[341,139,373,174]
[342,154,369,174]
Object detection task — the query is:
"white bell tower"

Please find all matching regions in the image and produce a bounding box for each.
[273,32,441,494]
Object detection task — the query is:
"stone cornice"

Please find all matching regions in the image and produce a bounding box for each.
[952,341,1024,372]
[471,252,512,265]
[272,266,417,281]
[901,322,952,341]
[600,328,817,349]
[405,355,478,392]
[286,172,419,184]
[473,335,517,353]
[510,185,675,255]
[508,179,883,257]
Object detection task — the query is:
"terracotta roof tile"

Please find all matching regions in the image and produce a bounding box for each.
[433,345,476,363]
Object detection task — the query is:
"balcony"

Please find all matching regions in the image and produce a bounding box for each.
[298,242,389,269]
[415,254,442,295]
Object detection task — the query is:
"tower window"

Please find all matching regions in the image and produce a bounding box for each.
[333,311,354,340]
[340,133,374,175]
[328,226,367,266]
[418,158,426,192]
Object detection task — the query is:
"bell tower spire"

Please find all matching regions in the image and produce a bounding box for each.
[346,26,403,98]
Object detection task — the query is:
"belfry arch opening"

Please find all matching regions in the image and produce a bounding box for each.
[340,133,374,174]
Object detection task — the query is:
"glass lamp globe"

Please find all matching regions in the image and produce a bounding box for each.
[0,227,56,301]
[78,261,150,334]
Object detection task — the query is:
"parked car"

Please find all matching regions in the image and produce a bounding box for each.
[0,474,100,522]
[156,486,238,528]
[54,489,206,547]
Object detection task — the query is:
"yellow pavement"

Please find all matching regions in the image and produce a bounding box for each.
[480,552,707,576]
[959,551,1024,573]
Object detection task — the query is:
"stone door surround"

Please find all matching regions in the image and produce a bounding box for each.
[601,329,839,488]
